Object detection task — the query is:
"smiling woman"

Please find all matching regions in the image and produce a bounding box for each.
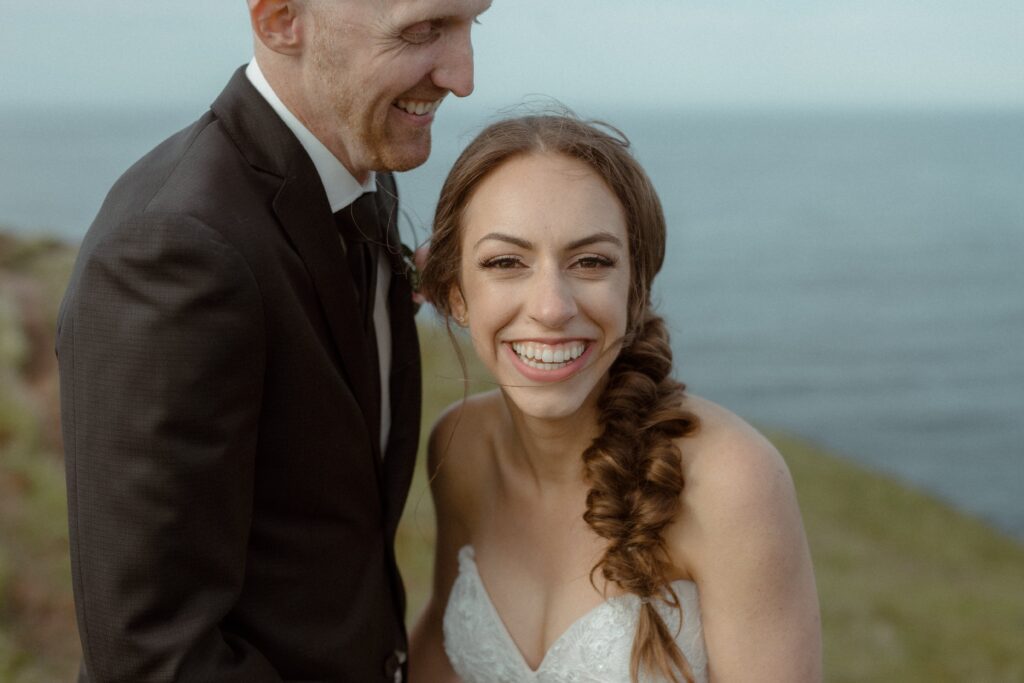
[409,114,822,682]
[447,151,632,419]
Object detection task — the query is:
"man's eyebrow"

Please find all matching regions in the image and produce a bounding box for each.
[415,0,493,23]
[473,232,532,251]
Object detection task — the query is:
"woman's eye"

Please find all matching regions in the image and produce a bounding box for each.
[574,255,615,269]
[480,256,523,270]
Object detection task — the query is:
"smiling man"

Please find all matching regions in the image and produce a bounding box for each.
[56,0,489,681]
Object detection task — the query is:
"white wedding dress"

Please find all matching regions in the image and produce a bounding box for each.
[443,546,709,682]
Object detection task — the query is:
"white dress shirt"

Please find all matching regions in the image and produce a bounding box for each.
[246,58,393,455]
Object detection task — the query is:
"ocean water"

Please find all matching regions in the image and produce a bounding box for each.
[2,105,1022,538]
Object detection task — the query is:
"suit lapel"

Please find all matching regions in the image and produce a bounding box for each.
[213,69,421,535]
[212,67,378,439]
[383,269,421,537]
[372,174,423,536]
[272,180,378,418]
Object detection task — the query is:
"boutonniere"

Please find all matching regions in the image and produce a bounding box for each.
[399,243,422,292]
[400,242,426,310]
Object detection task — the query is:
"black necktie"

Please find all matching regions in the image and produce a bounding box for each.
[334,192,383,443]
[334,193,380,330]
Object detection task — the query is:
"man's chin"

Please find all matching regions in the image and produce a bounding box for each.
[377,134,433,173]
[383,152,431,173]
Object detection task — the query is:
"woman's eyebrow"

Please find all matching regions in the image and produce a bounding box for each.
[473,232,532,251]
[473,231,624,252]
[565,232,624,250]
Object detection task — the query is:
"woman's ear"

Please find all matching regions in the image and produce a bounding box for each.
[248,0,304,55]
[450,287,468,326]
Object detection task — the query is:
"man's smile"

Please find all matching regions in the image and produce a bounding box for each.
[394,97,444,116]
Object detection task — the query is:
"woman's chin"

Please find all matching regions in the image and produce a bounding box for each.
[500,383,599,424]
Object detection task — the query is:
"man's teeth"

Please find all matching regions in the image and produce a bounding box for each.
[511,341,587,369]
[394,99,442,116]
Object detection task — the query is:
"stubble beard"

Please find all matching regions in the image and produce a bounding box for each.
[378,121,433,172]
[320,76,434,174]
[309,48,434,173]
[307,13,435,174]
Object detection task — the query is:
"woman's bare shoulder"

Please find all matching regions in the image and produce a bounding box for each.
[428,389,505,468]
[679,394,785,479]
[670,395,822,679]
[669,394,804,574]
[427,390,507,524]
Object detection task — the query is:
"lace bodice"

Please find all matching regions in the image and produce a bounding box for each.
[443,546,708,682]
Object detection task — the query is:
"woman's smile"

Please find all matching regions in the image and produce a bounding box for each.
[504,340,595,382]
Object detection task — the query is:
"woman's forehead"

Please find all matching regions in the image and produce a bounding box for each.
[460,153,627,248]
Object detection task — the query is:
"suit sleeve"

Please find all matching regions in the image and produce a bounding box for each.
[58,214,280,681]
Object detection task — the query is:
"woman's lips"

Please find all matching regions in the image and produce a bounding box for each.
[504,340,594,383]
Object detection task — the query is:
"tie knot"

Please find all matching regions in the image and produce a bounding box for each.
[334,192,380,245]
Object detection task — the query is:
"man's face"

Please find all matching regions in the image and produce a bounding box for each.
[299,0,491,179]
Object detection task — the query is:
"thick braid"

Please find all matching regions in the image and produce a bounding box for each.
[582,311,700,683]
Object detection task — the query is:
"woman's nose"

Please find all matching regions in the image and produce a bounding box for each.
[527,267,577,329]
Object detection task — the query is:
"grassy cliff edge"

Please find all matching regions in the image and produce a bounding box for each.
[1,231,1022,681]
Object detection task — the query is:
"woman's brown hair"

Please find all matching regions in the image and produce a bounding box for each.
[422,113,700,682]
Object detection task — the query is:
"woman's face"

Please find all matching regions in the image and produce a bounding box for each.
[453,152,632,422]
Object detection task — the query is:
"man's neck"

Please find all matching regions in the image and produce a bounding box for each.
[246,56,374,209]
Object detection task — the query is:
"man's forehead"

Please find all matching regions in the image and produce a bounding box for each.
[383,0,492,20]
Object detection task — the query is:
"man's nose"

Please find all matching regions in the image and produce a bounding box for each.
[432,26,475,97]
[527,267,578,329]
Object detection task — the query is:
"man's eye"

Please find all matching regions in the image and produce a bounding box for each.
[480,256,522,270]
[402,21,440,45]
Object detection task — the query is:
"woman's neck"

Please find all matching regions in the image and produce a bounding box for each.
[499,391,603,492]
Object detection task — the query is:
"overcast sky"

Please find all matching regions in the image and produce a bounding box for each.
[3,1,1022,111]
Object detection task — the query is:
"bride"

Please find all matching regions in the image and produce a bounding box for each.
[409,114,821,682]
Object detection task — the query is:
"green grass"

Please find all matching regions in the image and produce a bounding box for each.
[0,231,79,682]
[778,434,1024,682]
[1,230,1023,681]
[0,445,76,683]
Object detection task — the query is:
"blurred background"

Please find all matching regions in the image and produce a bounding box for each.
[1,1,1022,680]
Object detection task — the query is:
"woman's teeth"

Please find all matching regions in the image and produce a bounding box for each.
[394,99,442,116]
[511,341,587,370]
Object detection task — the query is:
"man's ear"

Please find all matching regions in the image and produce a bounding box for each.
[249,0,305,55]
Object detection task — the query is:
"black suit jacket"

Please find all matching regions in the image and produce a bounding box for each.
[56,67,421,682]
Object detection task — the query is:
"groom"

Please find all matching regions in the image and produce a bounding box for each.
[56,0,490,680]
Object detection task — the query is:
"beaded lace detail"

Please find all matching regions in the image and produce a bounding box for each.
[443,546,708,683]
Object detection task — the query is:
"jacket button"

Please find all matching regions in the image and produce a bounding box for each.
[384,650,407,681]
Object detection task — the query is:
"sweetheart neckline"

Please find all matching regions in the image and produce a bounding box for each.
[457,545,698,675]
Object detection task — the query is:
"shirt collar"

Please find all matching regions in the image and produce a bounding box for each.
[246,58,375,212]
